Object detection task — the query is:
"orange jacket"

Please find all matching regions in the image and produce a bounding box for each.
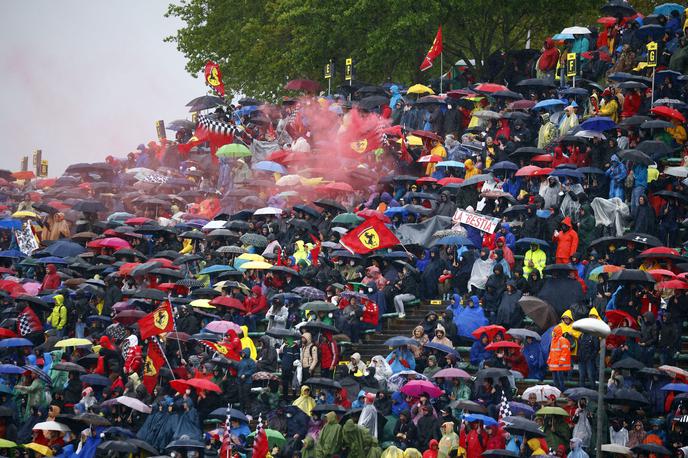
[547,328,571,372]
[553,218,578,262]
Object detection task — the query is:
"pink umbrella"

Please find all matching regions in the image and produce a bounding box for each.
[21,282,41,296]
[88,237,131,249]
[116,395,152,413]
[432,368,471,379]
[400,380,444,398]
[205,320,241,334]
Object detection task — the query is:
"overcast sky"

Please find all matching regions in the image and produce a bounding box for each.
[0,1,200,175]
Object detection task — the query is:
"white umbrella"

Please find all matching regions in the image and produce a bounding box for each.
[601,444,632,456]
[275,174,302,186]
[664,166,688,178]
[575,130,606,140]
[116,395,152,414]
[253,207,283,216]
[522,384,561,402]
[202,220,228,230]
[561,26,591,35]
[33,421,71,432]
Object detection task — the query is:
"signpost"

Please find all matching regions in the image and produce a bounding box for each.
[32,150,42,178]
[647,41,658,104]
[155,120,166,141]
[324,59,333,96]
[566,53,577,87]
[345,57,354,85]
[40,160,48,177]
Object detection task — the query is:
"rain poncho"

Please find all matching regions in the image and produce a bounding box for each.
[590,197,630,236]
[342,419,367,458]
[468,254,494,291]
[358,396,378,438]
[293,385,316,416]
[386,347,416,373]
[315,412,342,458]
[450,295,488,340]
[438,422,459,458]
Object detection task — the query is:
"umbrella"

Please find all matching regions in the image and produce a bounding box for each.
[292,286,326,300]
[72,200,106,213]
[535,406,569,416]
[561,26,591,34]
[611,327,641,338]
[304,377,342,390]
[239,233,268,247]
[24,443,53,456]
[473,83,508,93]
[42,241,86,258]
[55,338,92,348]
[116,396,152,413]
[506,328,541,341]
[248,429,286,448]
[0,364,25,375]
[502,416,545,437]
[651,105,686,123]
[432,368,471,379]
[473,110,501,120]
[423,342,459,357]
[449,399,487,413]
[216,144,251,159]
[80,374,111,386]
[661,383,688,393]
[265,328,301,339]
[74,413,111,426]
[471,325,506,341]
[485,341,520,351]
[515,78,556,89]
[640,119,673,130]
[463,413,498,426]
[205,320,242,333]
[563,387,598,401]
[482,451,518,458]
[98,440,138,454]
[631,443,671,456]
[165,437,205,451]
[299,301,337,312]
[622,232,662,247]
[0,338,33,348]
[654,190,688,203]
[170,377,222,394]
[52,362,87,373]
[610,269,655,283]
[313,198,346,213]
[406,84,434,95]
[312,404,347,415]
[400,380,443,398]
[618,149,652,165]
[518,297,557,330]
[580,116,616,132]
[532,99,566,110]
[186,94,225,109]
[605,388,649,406]
[208,407,248,423]
[33,421,71,432]
[522,385,561,402]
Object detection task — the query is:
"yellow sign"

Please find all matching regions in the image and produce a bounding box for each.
[430,299,443,305]
[154,309,170,330]
[345,57,354,81]
[39,160,48,177]
[566,53,577,78]
[324,60,333,79]
[359,228,380,249]
[155,120,166,141]
[647,41,658,68]
[144,355,157,376]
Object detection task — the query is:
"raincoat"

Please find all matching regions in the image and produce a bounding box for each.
[438,422,459,458]
[48,294,68,330]
[293,385,316,416]
[547,326,571,371]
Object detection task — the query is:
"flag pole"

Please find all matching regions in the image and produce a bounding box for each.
[152,336,177,380]
[440,51,443,94]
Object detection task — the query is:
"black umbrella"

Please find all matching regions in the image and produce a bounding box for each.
[640,119,673,130]
[501,416,545,437]
[543,263,576,274]
[600,1,635,16]
[299,301,337,312]
[239,233,268,247]
[271,265,300,276]
[636,140,673,159]
[475,368,511,380]
[610,269,655,284]
[130,439,159,455]
[150,268,184,279]
[611,327,641,338]
[165,437,206,450]
[98,440,138,454]
[518,297,558,330]
[72,200,107,213]
[265,328,301,339]
[81,374,111,386]
[186,95,225,111]
[563,387,598,401]
[53,362,87,373]
[304,377,342,390]
[482,451,519,458]
[611,357,644,370]
[293,204,320,218]
[167,119,196,131]
[618,149,652,165]
[298,321,338,334]
[619,115,650,127]
[511,147,545,157]
[587,236,620,252]
[605,388,649,406]
[131,262,163,277]
[75,412,111,426]
[631,443,671,456]
[358,96,390,110]
[312,404,347,415]
[515,78,557,89]
[654,190,688,203]
[237,97,263,106]
[313,198,346,213]
[449,399,488,413]
[133,288,167,301]
[492,90,523,100]
[622,232,662,247]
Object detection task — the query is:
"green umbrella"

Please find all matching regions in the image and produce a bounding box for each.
[0,438,16,447]
[248,429,286,448]
[216,143,251,158]
[535,406,569,416]
[331,213,364,225]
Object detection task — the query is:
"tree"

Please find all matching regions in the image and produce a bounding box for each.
[166,0,599,98]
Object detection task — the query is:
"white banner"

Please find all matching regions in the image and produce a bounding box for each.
[14,224,39,256]
[451,208,500,234]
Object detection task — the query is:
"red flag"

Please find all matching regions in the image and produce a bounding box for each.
[251,428,269,458]
[204,61,226,97]
[137,302,175,340]
[17,306,43,336]
[142,339,165,394]
[420,26,443,71]
[340,217,400,255]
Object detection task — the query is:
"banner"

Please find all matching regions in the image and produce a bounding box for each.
[452,208,500,234]
[14,224,39,256]
[143,339,165,394]
[420,26,443,71]
[204,61,226,96]
[340,217,400,254]
[137,302,175,340]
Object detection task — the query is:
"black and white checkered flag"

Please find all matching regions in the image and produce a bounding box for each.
[498,390,512,421]
[18,306,42,336]
[198,115,241,136]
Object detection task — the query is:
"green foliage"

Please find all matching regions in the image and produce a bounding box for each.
[166,0,600,98]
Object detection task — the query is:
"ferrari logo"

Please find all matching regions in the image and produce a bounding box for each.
[351,139,368,154]
[216,344,228,355]
[154,310,170,330]
[144,356,157,376]
[359,228,380,249]
[206,67,221,87]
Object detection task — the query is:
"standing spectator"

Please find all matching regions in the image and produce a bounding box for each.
[553,217,578,264]
[548,326,571,391]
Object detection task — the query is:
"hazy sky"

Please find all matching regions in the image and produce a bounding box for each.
[0,1,201,175]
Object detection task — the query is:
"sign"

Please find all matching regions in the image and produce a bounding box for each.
[324,60,333,79]
[20,156,28,172]
[191,112,198,123]
[451,208,501,234]
[39,160,48,177]
[155,120,166,141]
[345,57,354,81]
[647,41,658,68]
[566,53,577,78]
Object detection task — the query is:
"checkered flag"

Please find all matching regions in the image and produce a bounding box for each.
[498,390,512,421]
[198,115,241,136]
[221,403,232,458]
[18,306,42,336]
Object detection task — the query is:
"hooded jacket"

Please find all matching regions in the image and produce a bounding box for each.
[48,294,68,330]
[239,325,257,360]
[300,332,318,372]
[547,326,571,371]
[538,37,560,71]
[41,264,61,291]
[554,217,579,262]
[315,411,342,458]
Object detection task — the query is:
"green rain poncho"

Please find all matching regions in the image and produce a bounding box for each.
[315,411,342,458]
[342,419,367,458]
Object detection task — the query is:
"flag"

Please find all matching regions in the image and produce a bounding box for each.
[340,217,400,255]
[142,338,165,394]
[220,404,233,458]
[498,390,512,421]
[252,414,269,458]
[204,61,226,97]
[420,26,443,71]
[199,340,240,361]
[137,302,175,340]
[18,306,42,336]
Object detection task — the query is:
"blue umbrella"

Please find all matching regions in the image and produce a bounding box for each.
[636,24,666,41]
[489,161,518,172]
[86,315,112,324]
[463,413,498,426]
[654,3,685,16]
[199,265,235,275]
[0,219,21,231]
[509,401,535,417]
[533,99,566,110]
[661,383,688,393]
[580,116,617,132]
[43,240,87,258]
[0,249,26,259]
[436,160,465,168]
[550,169,584,180]
[552,33,574,40]
[384,207,409,217]
[81,374,112,386]
[424,342,459,357]
[0,338,33,348]
[252,161,287,174]
[515,238,550,248]
[384,336,420,348]
[34,256,68,265]
[235,105,259,117]
[432,235,476,247]
[0,364,25,375]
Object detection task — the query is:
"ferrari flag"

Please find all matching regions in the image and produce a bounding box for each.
[138,302,175,340]
[204,61,226,96]
[420,26,443,71]
[340,217,400,255]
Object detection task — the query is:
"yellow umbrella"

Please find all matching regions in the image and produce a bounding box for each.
[237,253,266,262]
[240,261,273,270]
[190,299,215,309]
[24,443,53,456]
[406,84,434,95]
[0,439,16,447]
[300,176,324,186]
[405,135,423,146]
[12,211,39,219]
[54,338,92,348]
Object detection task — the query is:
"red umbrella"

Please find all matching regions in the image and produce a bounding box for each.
[410,130,442,142]
[147,258,177,268]
[532,167,554,176]
[118,262,141,276]
[324,182,354,192]
[438,177,464,185]
[35,178,56,189]
[267,149,291,163]
[474,83,508,93]
[416,176,438,184]
[446,89,476,98]
[0,267,14,275]
[531,154,553,163]
[515,165,542,177]
[508,100,537,110]
[0,328,17,339]
[648,269,676,280]
[651,106,686,123]
[597,16,617,26]
[210,296,246,312]
[171,377,222,394]
[417,155,443,163]
[356,209,391,223]
[605,310,638,329]
[124,217,154,226]
[485,341,521,351]
[400,380,443,398]
[284,79,321,93]
[88,237,131,250]
[641,246,679,256]
[471,325,506,341]
[657,279,688,290]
